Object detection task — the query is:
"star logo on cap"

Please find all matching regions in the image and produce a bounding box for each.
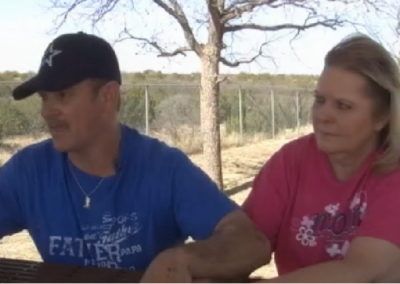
[41,43,62,67]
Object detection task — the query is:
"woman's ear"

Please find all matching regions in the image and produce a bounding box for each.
[374,112,390,132]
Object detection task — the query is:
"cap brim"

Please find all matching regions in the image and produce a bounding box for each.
[12,76,43,101]
[12,74,81,101]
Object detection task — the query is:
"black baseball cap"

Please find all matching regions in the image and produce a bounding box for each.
[12,32,121,100]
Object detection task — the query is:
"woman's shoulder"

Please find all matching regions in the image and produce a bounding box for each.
[257,133,317,180]
[275,132,317,160]
[372,162,400,187]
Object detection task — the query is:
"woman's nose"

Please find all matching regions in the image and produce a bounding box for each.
[314,101,335,124]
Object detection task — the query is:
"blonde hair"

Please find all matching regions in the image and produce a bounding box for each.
[325,33,400,174]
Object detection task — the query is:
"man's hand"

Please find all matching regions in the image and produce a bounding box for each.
[140,210,270,283]
[140,247,192,283]
[178,210,271,281]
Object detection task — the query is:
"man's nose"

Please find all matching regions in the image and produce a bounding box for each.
[41,97,62,119]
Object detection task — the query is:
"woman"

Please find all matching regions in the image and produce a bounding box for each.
[243,33,400,282]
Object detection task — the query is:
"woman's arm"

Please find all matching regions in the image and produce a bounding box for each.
[262,237,400,283]
[376,255,400,282]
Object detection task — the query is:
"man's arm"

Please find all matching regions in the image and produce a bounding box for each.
[0,153,26,239]
[181,209,271,281]
[260,237,400,283]
[169,152,271,280]
[140,151,271,282]
[141,209,271,283]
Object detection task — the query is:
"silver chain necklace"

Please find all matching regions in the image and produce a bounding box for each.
[68,161,105,209]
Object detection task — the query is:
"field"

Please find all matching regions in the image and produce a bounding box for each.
[0,126,313,279]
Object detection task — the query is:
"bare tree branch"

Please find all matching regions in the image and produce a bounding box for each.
[396,8,400,36]
[49,0,125,34]
[288,11,352,43]
[117,25,192,57]
[221,0,276,23]
[225,0,271,13]
[224,18,344,33]
[216,75,229,84]
[90,0,120,25]
[219,41,271,67]
[49,0,88,33]
[152,0,203,55]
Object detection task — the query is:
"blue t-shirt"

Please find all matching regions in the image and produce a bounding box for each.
[0,124,238,270]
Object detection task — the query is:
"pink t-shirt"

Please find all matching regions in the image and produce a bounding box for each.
[242,133,400,275]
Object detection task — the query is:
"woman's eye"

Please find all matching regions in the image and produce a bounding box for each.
[338,102,351,110]
[314,95,324,104]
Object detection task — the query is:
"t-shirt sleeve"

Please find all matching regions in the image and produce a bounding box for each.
[0,153,25,239]
[242,146,293,251]
[172,153,239,240]
[355,172,400,248]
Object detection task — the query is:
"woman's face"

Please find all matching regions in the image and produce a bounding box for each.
[312,67,388,156]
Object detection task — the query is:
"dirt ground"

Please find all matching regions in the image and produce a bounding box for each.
[0,131,308,279]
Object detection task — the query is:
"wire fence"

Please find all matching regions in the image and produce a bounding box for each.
[0,81,315,156]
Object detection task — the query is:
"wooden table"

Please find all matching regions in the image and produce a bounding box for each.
[0,258,143,283]
[0,258,264,283]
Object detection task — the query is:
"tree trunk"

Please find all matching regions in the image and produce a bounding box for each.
[200,44,223,190]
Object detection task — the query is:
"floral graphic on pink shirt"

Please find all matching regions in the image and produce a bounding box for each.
[360,202,367,219]
[293,191,367,255]
[341,240,350,255]
[326,243,341,257]
[350,192,367,220]
[350,192,362,210]
[324,203,340,216]
[326,240,350,257]
[301,216,314,228]
[296,216,317,247]
[296,226,317,247]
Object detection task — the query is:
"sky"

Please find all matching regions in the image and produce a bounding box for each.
[0,0,398,75]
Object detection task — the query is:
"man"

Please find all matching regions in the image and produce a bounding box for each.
[0,32,270,282]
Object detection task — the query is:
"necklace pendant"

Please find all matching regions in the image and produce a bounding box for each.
[84,196,91,209]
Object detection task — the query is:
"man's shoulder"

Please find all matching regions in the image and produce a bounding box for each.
[7,138,59,167]
[15,138,56,157]
[124,125,189,166]
[0,138,59,181]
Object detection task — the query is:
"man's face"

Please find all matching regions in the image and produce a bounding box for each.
[39,79,109,152]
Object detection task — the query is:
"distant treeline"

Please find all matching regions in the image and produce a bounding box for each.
[0,71,315,142]
[0,70,319,89]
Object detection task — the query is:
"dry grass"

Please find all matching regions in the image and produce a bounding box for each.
[0,133,49,164]
[0,125,313,279]
[149,124,313,155]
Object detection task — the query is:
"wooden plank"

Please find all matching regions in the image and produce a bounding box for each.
[0,258,265,283]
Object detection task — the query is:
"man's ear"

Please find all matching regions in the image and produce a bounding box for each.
[99,81,120,110]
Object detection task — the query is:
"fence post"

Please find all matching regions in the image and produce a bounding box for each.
[238,86,243,142]
[296,91,300,136]
[145,85,150,135]
[271,89,275,139]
